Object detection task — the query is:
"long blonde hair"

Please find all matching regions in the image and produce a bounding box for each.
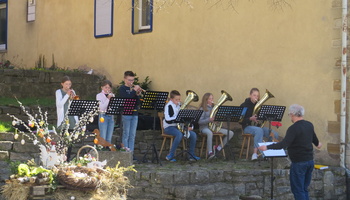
[199,93,213,112]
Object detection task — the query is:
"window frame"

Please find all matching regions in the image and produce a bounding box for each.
[0,0,7,51]
[132,0,153,34]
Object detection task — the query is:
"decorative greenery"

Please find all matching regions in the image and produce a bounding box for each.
[7,98,99,156]
[33,54,89,73]
[0,121,13,132]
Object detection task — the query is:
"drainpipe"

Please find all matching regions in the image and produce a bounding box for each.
[342,2,350,198]
[340,0,347,169]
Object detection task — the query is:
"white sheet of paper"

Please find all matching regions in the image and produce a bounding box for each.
[258,142,287,157]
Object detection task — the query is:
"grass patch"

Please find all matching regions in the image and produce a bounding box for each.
[0,121,13,132]
[0,97,55,106]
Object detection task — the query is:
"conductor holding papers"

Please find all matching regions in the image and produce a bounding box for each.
[258,104,322,200]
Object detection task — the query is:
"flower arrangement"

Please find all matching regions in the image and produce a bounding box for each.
[7,98,99,157]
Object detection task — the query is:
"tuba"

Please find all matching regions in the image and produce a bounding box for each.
[177,90,199,133]
[208,90,233,133]
[251,89,274,127]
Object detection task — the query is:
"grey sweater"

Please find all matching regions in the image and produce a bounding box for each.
[198,105,213,131]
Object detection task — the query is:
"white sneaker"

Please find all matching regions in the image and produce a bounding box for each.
[251,153,258,161]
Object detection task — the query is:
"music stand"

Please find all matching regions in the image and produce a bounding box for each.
[67,100,99,160]
[106,97,137,152]
[68,100,99,117]
[173,109,203,161]
[140,91,169,165]
[106,97,138,116]
[214,106,248,161]
[257,105,286,200]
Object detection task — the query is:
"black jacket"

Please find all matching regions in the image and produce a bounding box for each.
[240,98,255,129]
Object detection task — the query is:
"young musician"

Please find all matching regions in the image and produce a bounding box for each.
[119,71,141,154]
[259,104,322,199]
[96,80,115,145]
[163,90,200,162]
[55,76,78,130]
[240,88,278,160]
[55,76,79,161]
[198,93,234,159]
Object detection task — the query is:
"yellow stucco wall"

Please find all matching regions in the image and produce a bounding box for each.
[3,0,342,164]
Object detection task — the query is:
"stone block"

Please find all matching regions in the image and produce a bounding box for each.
[190,170,209,184]
[327,143,340,154]
[10,152,39,162]
[173,171,190,184]
[334,99,340,114]
[0,141,13,151]
[0,106,21,115]
[0,151,9,160]
[13,142,40,153]
[328,121,340,134]
[98,151,132,168]
[0,132,14,141]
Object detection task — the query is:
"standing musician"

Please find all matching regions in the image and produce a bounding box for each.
[55,75,79,161]
[96,80,115,146]
[119,71,142,158]
[240,88,278,160]
[198,93,234,159]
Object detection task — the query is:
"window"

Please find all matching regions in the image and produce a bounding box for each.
[132,0,153,34]
[0,1,7,50]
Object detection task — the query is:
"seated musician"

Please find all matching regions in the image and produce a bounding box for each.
[240,88,279,160]
[163,90,200,162]
[198,93,234,159]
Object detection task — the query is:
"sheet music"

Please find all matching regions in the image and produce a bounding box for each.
[258,142,287,157]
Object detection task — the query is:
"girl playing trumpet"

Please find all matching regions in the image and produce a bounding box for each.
[55,76,79,161]
[55,76,78,130]
[96,80,115,145]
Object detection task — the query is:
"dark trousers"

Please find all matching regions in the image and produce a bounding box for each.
[290,160,314,200]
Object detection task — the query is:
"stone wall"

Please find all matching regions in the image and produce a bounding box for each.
[0,129,348,200]
[126,166,346,200]
[0,69,102,99]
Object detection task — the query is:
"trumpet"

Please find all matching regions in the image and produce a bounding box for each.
[106,90,115,98]
[131,84,146,94]
[69,89,80,100]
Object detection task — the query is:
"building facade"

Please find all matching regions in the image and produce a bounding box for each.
[0,0,348,166]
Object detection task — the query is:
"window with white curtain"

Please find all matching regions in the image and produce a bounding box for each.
[132,0,153,34]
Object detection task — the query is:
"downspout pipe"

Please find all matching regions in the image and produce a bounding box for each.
[340,0,347,169]
[342,1,350,199]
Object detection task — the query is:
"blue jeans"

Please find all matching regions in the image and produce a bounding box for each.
[122,115,138,151]
[243,126,278,148]
[290,160,314,200]
[164,126,197,158]
[98,114,115,144]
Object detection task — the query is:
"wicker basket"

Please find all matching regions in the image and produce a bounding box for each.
[57,145,108,191]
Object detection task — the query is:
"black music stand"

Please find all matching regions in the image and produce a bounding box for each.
[257,105,286,200]
[140,91,169,165]
[67,100,99,160]
[68,100,99,117]
[214,106,248,161]
[106,97,138,116]
[173,109,203,161]
[106,97,137,151]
